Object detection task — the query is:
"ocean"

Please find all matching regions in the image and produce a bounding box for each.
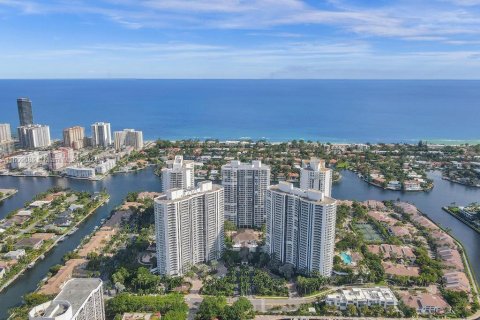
[0,79,479,143]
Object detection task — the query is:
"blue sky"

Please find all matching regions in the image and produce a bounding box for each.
[1,0,480,78]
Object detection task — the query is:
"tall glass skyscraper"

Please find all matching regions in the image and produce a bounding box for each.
[17,98,33,126]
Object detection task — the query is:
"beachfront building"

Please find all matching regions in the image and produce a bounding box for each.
[63,126,85,150]
[161,155,195,191]
[114,129,144,151]
[266,181,337,276]
[91,122,112,148]
[300,158,332,197]
[28,278,105,320]
[154,181,224,276]
[325,287,398,311]
[221,160,270,228]
[17,97,33,126]
[18,124,51,149]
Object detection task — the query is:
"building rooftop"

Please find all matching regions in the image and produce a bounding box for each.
[53,278,102,316]
[222,159,270,170]
[269,181,336,205]
[156,181,222,202]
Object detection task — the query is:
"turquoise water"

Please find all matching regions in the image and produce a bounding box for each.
[340,252,352,265]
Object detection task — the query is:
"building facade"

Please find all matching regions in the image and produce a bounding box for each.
[265,181,337,276]
[326,287,398,311]
[91,122,112,148]
[221,160,270,228]
[28,278,105,320]
[114,129,144,151]
[17,98,33,126]
[300,158,332,197]
[161,155,195,191]
[154,181,224,276]
[66,167,96,179]
[63,126,85,150]
[0,123,12,142]
[49,148,74,171]
[18,125,51,149]
[0,123,14,157]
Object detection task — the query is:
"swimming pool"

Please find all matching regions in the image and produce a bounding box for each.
[340,252,352,265]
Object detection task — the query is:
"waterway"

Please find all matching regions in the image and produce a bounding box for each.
[0,169,479,319]
[0,168,161,319]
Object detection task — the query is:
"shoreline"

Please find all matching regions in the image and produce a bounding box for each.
[0,189,18,202]
[417,207,480,302]
[442,176,480,188]
[442,207,480,234]
[0,194,109,293]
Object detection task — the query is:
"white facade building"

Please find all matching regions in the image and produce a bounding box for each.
[325,287,398,311]
[66,167,96,179]
[0,123,12,142]
[266,181,337,276]
[154,181,224,276]
[95,159,116,174]
[161,155,195,191]
[9,152,47,170]
[18,124,51,149]
[28,278,105,320]
[300,158,332,197]
[221,160,270,228]
[91,122,112,148]
[114,129,144,151]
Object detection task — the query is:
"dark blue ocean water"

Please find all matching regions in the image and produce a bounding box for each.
[0,80,479,142]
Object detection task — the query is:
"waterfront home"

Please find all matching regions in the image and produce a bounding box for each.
[431,230,457,248]
[443,271,471,293]
[399,291,450,315]
[325,287,398,310]
[412,215,439,230]
[387,180,402,190]
[459,206,479,221]
[395,201,419,216]
[15,209,32,217]
[437,248,464,271]
[14,237,44,250]
[4,249,26,260]
[404,180,422,191]
[29,200,51,208]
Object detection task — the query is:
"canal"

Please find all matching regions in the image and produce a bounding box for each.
[0,168,479,318]
[0,168,162,319]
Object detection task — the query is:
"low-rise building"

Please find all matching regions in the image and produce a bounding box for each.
[66,167,96,179]
[382,262,420,277]
[399,291,450,315]
[443,271,471,293]
[4,249,26,260]
[367,244,416,261]
[325,287,398,310]
[14,237,44,250]
[404,180,422,191]
[437,248,464,271]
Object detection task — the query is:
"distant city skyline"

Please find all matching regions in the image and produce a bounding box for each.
[1,1,480,79]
